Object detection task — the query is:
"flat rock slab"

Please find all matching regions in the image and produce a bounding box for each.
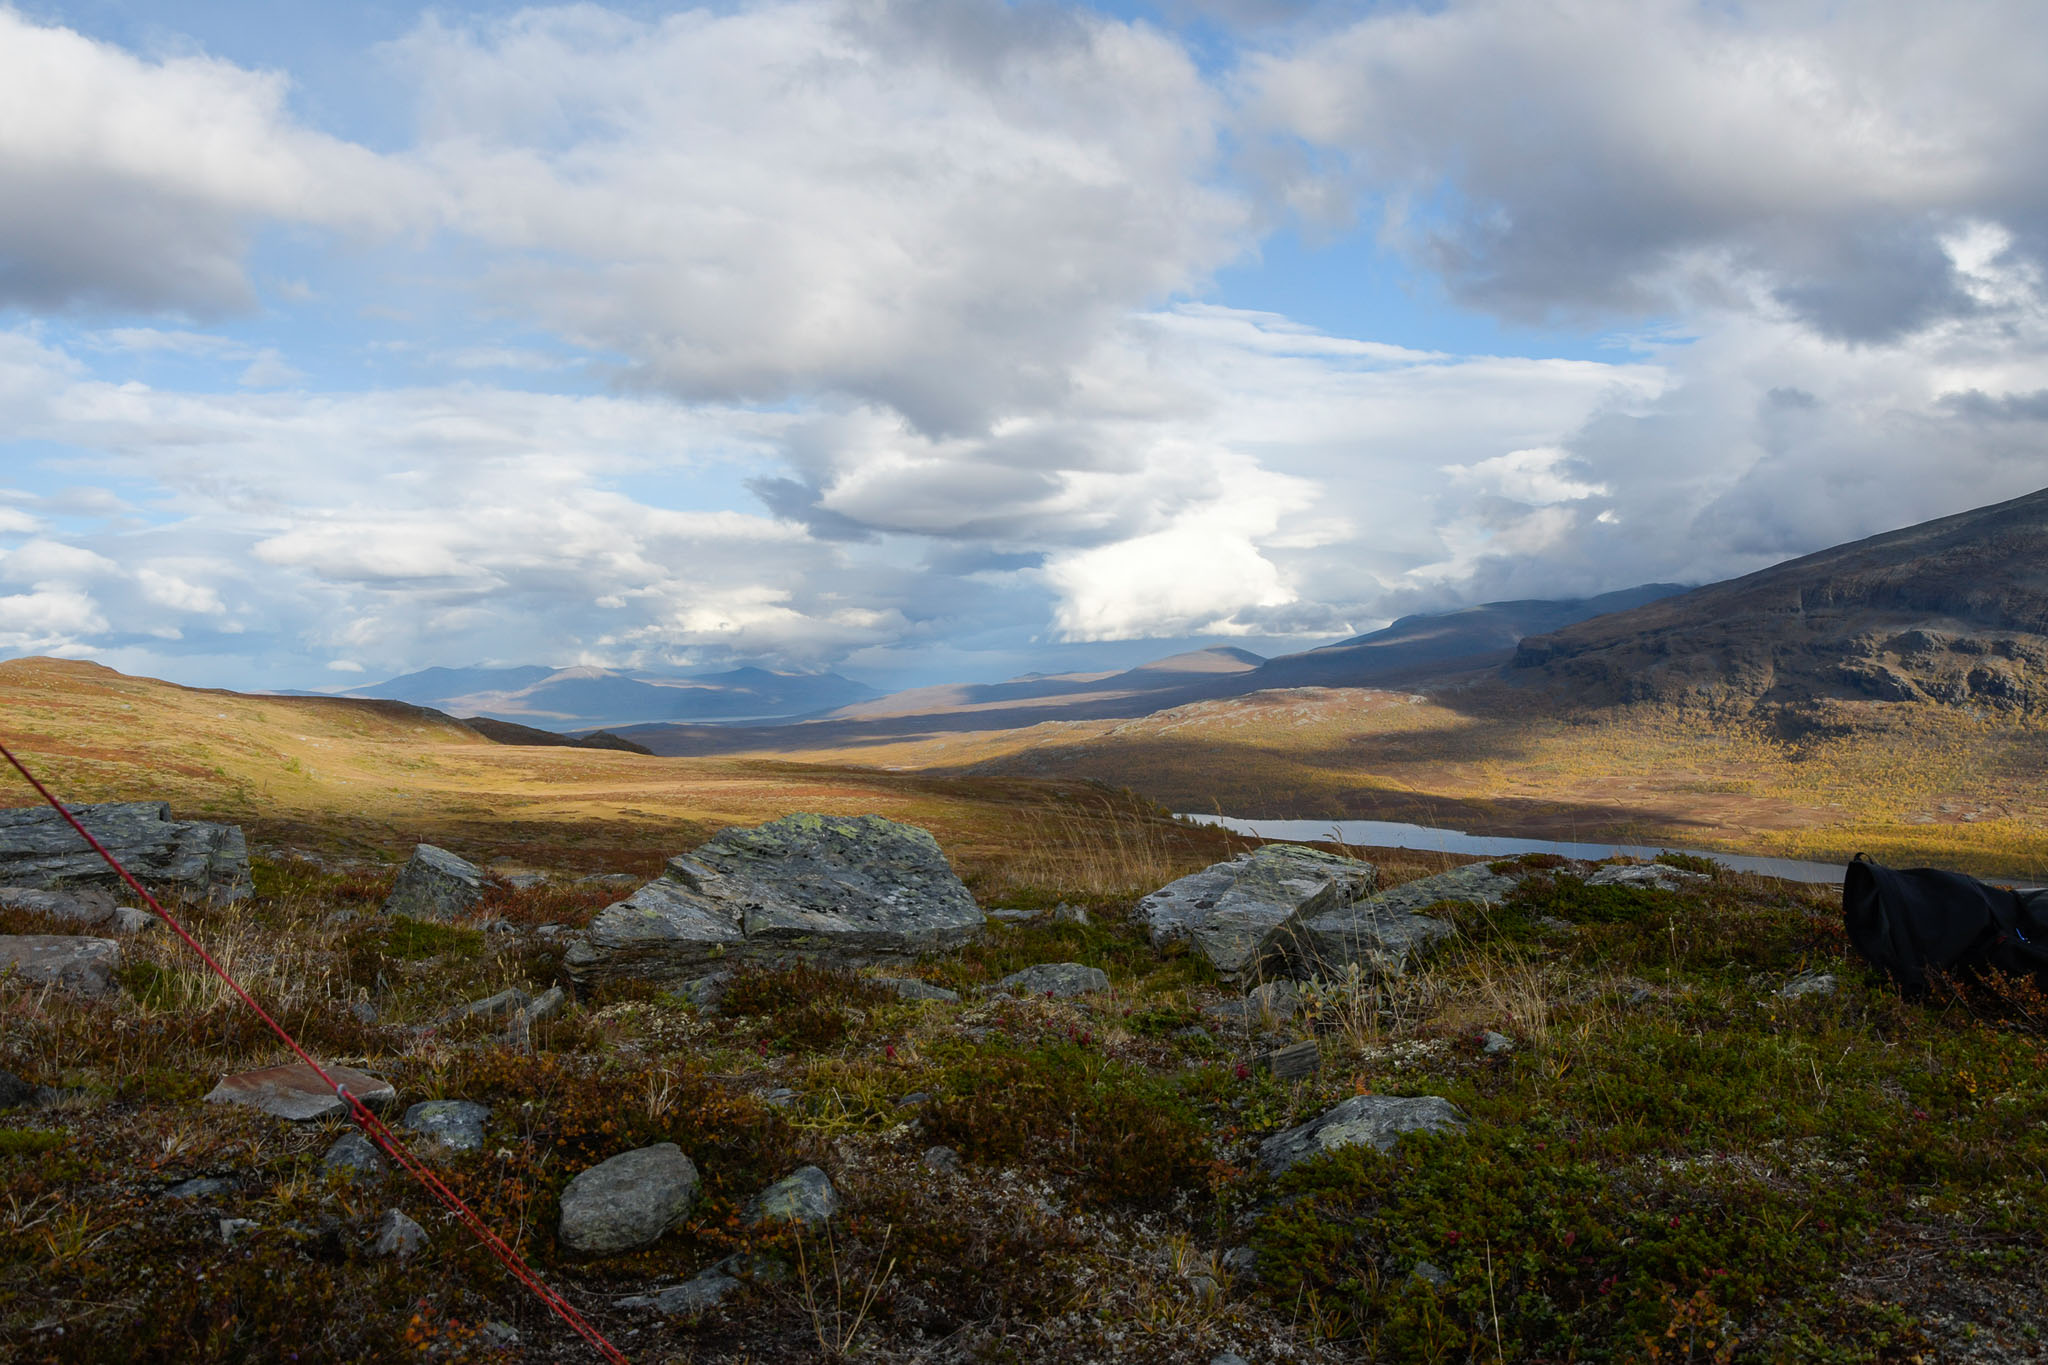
[872,975,960,1003]
[0,801,251,903]
[1138,845,1377,985]
[617,1269,742,1315]
[203,1063,398,1122]
[1288,863,1525,979]
[745,1165,839,1229]
[559,1143,700,1255]
[566,814,985,992]
[382,844,485,920]
[1259,1094,1468,1175]
[0,934,121,996]
[0,886,117,929]
[1586,863,1711,893]
[995,962,1109,998]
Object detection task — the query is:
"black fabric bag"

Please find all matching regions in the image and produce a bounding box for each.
[1842,853,2048,997]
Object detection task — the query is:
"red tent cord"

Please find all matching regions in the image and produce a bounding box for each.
[0,741,631,1364]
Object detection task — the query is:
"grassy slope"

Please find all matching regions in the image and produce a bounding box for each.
[0,657,1238,893]
[690,682,2048,880]
[2,659,2047,1361]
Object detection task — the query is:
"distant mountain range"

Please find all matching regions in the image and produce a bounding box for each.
[308,663,879,729]
[611,583,1691,754]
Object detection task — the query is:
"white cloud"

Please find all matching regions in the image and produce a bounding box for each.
[0,8,428,316]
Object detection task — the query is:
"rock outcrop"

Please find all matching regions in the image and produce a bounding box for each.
[1285,863,1523,979]
[566,814,984,992]
[382,844,485,920]
[0,801,250,903]
[1138,845,1377,985]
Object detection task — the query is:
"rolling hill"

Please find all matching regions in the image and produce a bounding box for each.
[325,662,880,729]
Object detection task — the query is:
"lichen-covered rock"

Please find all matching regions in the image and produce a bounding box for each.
[558,1143,700,1255]
[745,1166,839,1230]
[403,1099,490,1153]
[566,814,984,992]
[1258,1094,1467,1174]
[994,962,1109,998]
[203,1062,397,1122]
[375,1209,427,1260]
[872,975,960,1002]
[382,844,485,920]
[1138,845,1377,985]
[0,801,250,903]
[1587,862,1711,892]
[1287,863,1524,979]
[322,1132,387,1184]
[0,934,121,996]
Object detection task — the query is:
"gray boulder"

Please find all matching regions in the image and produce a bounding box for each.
[566,814,984,992]
[745,1166,839,1229]
[0,801,250,903]
[1287,863,1524,979]
[0,934,121,996]
[203,1062,398,1123]
[323,1132,387,1184]
[1259,1094,1468,1175]
[1138,845,1377,985]
[995,962,1109,998]
[403,1100,490,1153]
[382,845,484,920]
[558,1143,700,1255]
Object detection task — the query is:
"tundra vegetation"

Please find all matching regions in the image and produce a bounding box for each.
[4,659,2048,1361]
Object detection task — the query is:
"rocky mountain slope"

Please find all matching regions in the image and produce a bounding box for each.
[1510,485,2048,721]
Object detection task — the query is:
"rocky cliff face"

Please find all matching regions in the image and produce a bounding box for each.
[1508,486,2048,719]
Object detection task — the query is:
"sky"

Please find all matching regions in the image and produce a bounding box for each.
[3,0,2047,694]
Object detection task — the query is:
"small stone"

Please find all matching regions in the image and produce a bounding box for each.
[1247,979,1300,1021]
[1220,1245,1255,1276]
[523,985,567,1022]
[203,1063,397,1123]
[441,987,530,1026]
[0,934,121,996]
[500,872,549,891]
[760,1088,798,1108]
[0,1068,35,1109]
[323,1132,387,1184]
[535,923,567,939]
[1052,902,1090,926]
[1410,1260,1449,1288]
[1481,1030,1514,1055]
[381,844,485,921]
[110,907,158,934]
[218,1217,258,1244]
[375,1208,427,1260]
[1534,915,1574,933]
[167,1176,236,1200]
[994,962,1109,998]
[1173,1025,1216,1046]
[1211,1353,1251,1365]
[349,999,379,1026]
[986,907,1039,923]
[921,1145,960,1173]
[558,1143,700,1255]
[745,1166,838,1229]
[477,1321,520,1347]
[403,1100,490,1153]
[871,975,960,1003]
[895,1091,930,1108]
[617,1269,742,1315]
[1778,971,1837,1000]
[322,909,359,929]
[1255,1039,1320,1081]
[676,972,730,1011]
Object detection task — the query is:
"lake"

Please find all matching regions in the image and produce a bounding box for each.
[1177,814,1850,885]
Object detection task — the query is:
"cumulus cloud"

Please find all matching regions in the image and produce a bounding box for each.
[392,0,1247,433]
[1243,0,2048,342]
[0,7,424,316]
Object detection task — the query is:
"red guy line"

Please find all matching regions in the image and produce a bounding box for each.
[0,739,631,1364]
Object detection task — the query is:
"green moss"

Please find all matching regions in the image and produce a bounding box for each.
[381,916,483,961]
[0,1128,66,1157]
